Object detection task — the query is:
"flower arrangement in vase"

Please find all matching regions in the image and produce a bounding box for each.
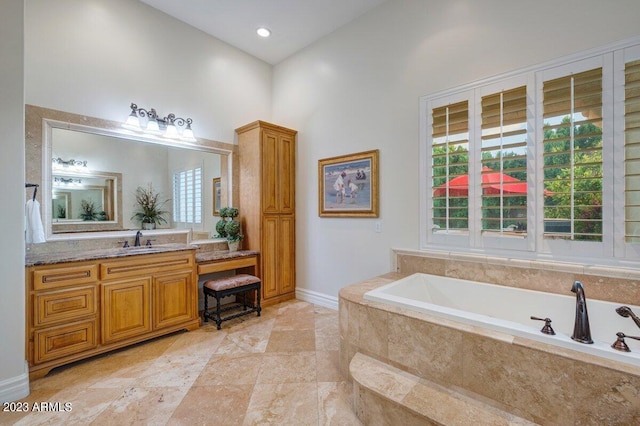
[132,183,169,230]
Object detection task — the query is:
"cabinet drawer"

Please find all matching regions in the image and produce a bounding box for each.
[32,264,99,291]
[33,320,97,364]
[34,286,97,327]
[101,252,194,281]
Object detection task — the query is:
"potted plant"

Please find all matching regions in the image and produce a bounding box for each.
[215,207,230,238]
[79,199,99,221]
[215,207,243,251]
[132,183,169,230]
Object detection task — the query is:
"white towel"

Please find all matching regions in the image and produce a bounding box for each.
[26,199,46,244]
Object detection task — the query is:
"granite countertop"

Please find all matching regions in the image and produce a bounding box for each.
[195,249,259,263]
[25,243,195,266]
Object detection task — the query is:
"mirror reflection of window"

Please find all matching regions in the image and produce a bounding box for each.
[173,166,203,226]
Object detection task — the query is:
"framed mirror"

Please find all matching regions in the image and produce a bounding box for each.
[26,105,235,241]
[51,169,121,233]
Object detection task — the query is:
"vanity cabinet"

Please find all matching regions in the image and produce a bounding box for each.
[26,250,199,379]
[237,120,297,306]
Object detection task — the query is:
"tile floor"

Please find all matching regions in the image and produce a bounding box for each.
[2,300,361,426]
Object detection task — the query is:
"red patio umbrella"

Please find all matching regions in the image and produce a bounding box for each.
[433,166,546,197]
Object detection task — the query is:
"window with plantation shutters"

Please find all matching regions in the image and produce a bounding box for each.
[173,166,202,225]
[626,59,640,243]
[480,86,528,234]
[542,68,603,241]
[431,100,469,232]
[421,36,640,263]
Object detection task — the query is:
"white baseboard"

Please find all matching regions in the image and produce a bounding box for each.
[296,288,338,311]
[0,361,30,403]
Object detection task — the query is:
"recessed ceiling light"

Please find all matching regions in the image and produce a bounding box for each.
[256,27,271,38]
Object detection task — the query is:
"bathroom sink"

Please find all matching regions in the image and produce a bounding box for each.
[121,246,163,254]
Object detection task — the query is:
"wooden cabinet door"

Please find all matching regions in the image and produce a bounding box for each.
[262,130,279,213]
[262,130,295,214]
[102,277,151,344]
[262,216,280,300]
[153,270,195,329]
[278,215,295,295]
[278,134,295,214]
[262,215,295,300]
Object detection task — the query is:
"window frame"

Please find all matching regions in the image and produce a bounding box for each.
[618,43,640,260]
[422,89,473,248]
[420,35,640,266]
[535,55,611,259]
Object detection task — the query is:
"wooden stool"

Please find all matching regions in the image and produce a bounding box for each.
[203,274,261,329]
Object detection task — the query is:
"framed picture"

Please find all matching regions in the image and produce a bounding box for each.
[318,149,379,217]
[212,177,221,215]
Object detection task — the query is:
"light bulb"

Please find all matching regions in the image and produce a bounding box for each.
[257,27,271,38]
[145,118,161,134]
[123,111,141,131]
[164,123,179,138]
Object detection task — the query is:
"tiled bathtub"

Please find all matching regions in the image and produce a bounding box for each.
[339,250,640,425]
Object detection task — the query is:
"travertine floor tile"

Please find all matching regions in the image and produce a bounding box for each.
[265,329,316,352]
[214,318,275,355]
[137,353,209,388]
[243,383,319,425]
[194,353,263,386]
[316,350,342,382]
[256,352,317,384]
[30,353,156,391]
[14,387,122,426]
[318,381,363,426]
[13,300,353,426]
[90,386,190,425]
[167,384,254,426]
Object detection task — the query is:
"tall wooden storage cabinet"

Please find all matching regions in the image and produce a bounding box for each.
[236,121,297,306]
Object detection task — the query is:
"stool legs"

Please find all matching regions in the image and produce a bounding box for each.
[215,295,222,330]
[203,288,209,323]
[257,289,261,317]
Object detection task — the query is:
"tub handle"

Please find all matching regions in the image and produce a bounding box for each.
[530,316,556,335]
[611,332,640,352]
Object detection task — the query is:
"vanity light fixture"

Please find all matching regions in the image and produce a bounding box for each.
[53,176,82,186]
[52,157,88,171]
[123,102,196,142]
[256,27,271,38]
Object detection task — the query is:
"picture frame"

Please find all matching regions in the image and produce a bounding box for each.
[318,149,379,217]
[212,177,221,215]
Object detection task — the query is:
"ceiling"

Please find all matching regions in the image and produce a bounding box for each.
[139,0,387,65]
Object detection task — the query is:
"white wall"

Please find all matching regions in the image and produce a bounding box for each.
[25,0,272,143]
[21,0,640,325]
[0,0,29,402]
[15,0,271,400]
[272,0,640,302]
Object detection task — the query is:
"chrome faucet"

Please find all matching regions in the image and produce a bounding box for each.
[134,230,143,247]
[571,281,593,344]
[615,306,640,329]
